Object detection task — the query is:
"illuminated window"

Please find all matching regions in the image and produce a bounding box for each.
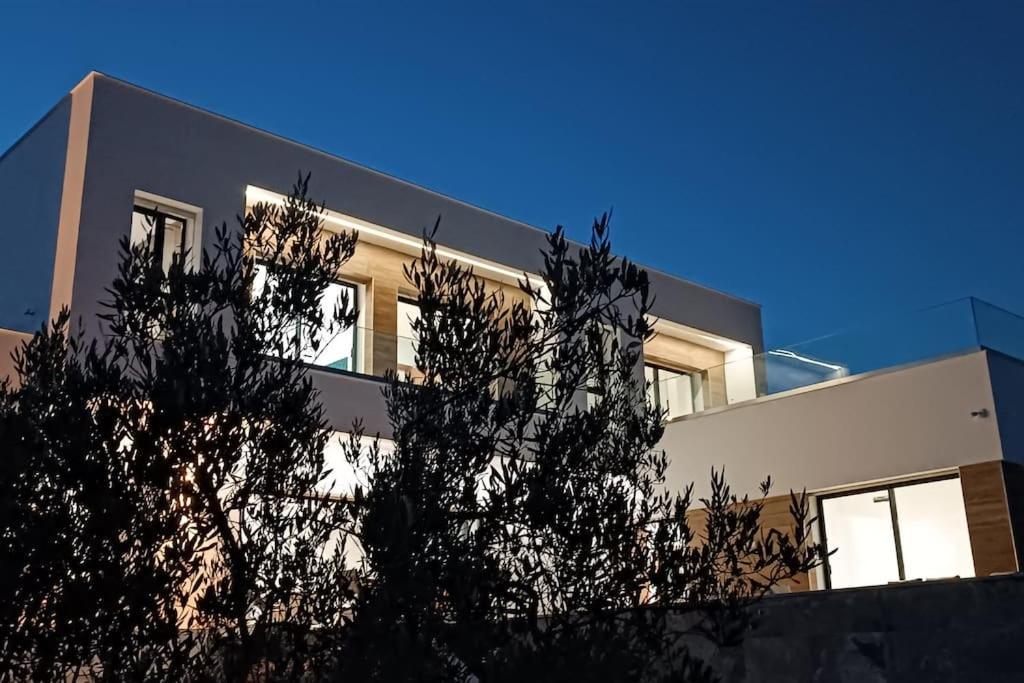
[819,476,975,589]
[644,363,706,420]
[396,296,423,382]
[131,194,200,272]
[252,263,360,372]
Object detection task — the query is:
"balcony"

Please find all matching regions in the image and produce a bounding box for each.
[656,297,1024,421]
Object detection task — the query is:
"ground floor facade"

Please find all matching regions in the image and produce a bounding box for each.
[668,346,1024,592]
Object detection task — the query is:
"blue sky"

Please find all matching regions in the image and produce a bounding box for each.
[1,1,1021,346]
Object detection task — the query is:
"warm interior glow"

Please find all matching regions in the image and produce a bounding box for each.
[821,476,975,589]
[245,185,544,288]
[894,478,975,581]
[651,317,753,355]
[822,489,901,588]
[319,431,396,498]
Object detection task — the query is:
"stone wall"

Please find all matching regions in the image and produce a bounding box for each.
[697,574,1024,682]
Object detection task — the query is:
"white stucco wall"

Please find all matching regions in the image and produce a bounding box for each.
[660,350,1004,500]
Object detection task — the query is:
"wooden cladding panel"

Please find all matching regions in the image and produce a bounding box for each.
[644,332,725,373]
[760,493,816,592]
[706,366,729,409]
[332,239,531,376]
[370,280,399,376]
[960,461,1018,577]
[686,493,815,593]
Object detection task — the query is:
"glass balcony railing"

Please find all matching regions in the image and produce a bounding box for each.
[290,298,1024,418]
[656,297,1024,421]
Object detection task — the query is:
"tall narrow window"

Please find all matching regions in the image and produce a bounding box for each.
[585,324,618,409]
[819,489,901,588]
[396,297,423,382]
[819,475,975,589]
[131,204,193,272]
[252,263,360,373]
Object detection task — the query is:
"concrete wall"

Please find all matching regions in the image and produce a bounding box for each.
[65,73,762,351]
[660,350,1003,499]
[0,96,71,332]
[312,370,390,435]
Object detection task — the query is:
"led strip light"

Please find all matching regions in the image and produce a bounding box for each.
[245,185,544,287]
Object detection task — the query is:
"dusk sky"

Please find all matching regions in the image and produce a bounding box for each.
[2,1,1021,347]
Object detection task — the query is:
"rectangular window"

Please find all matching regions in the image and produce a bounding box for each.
[819,489,901,588]
[819,475,975,589]
[252,263,360,373]
[320,430,396,499]
[131,196,199,272]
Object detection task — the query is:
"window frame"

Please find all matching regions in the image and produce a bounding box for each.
[132,191,202,272]
[132,205,186,267]
[816,472,964,590]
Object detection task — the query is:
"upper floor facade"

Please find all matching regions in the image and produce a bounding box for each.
[0,72,763,434]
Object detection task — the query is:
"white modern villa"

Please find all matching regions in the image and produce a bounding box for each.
[2,72,1022,593]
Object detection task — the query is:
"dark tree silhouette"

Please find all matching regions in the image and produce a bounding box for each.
[339,218,824,681]
[1,177,358,681]
[0,179,822,682]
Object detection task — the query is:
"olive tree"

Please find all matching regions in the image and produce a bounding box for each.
[340,217,823,682]
[0,176,359,682]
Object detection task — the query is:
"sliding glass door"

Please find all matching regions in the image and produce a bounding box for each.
[819,475,975,589]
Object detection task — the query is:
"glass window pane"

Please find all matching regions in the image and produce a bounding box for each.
[302,280,358,371]
[161,215,186,270]
[131,209,154,249]
[659,369,694,420]
[397,299,421,381]
[692,371,707,412]
[644,365,657,410]
[894,478,975,581]
[253,263,357,370]
[131,207,189,272]
[822,490,901,589]
[252,263,300,359]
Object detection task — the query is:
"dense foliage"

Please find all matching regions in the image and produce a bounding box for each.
[340,217,822,681]
[0,177,822,682]
[1,177,357,681]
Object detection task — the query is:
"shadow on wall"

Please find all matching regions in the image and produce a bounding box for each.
[0,328,32,387]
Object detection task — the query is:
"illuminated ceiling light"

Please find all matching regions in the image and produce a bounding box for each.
[245,186,544,287]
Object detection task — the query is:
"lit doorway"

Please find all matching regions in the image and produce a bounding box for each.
[818,475,975,589]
